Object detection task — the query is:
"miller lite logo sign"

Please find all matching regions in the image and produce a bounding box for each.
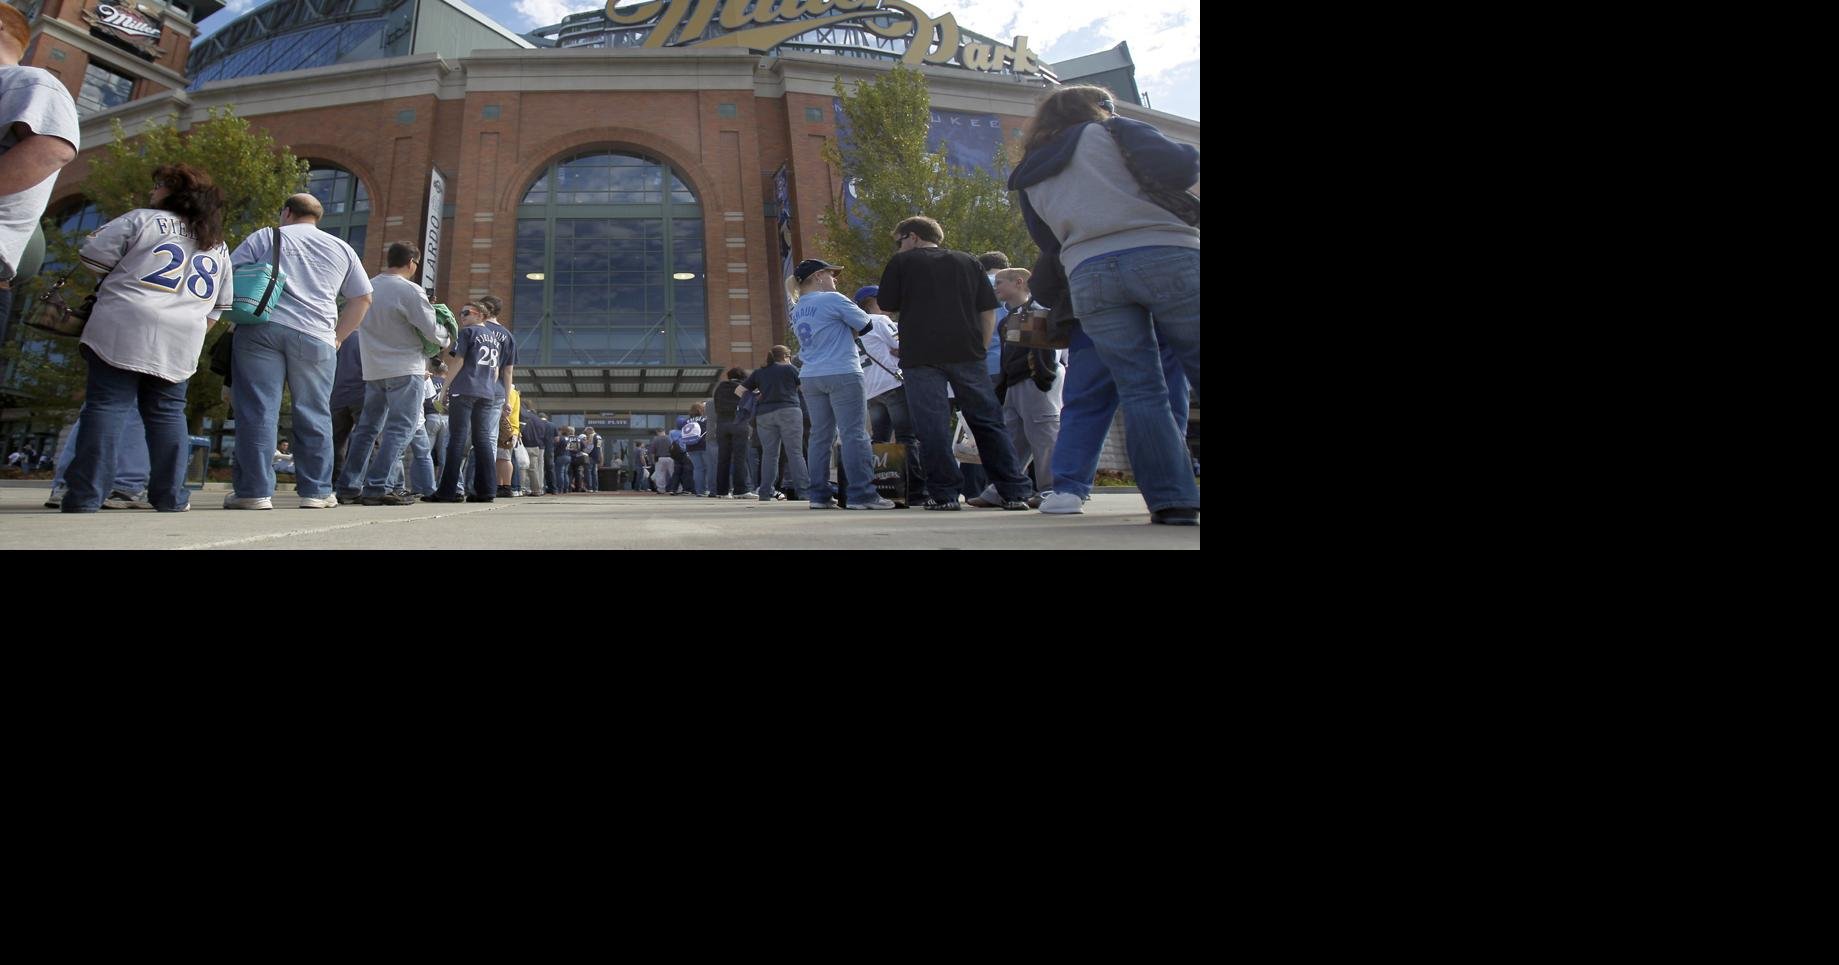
[84,3,166,60]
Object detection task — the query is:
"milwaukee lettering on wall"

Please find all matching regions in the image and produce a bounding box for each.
[82,3,167,61]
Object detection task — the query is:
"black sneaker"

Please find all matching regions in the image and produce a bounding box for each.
[1001,499,1030,511]
[923,498,962,511]
[496,486,513,499]
[336,489,362,503]
[1151,508,1200,526]
[424,493,465,503]
[361,490,420,506]
[466,492,495,503]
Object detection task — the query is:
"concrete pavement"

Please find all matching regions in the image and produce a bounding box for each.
[0,485,1200,550]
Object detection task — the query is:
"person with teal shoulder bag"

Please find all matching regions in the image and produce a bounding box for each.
[223,194,374,511]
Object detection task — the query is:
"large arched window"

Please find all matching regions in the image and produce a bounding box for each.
[304,165,369,259]
[513,151,705,365]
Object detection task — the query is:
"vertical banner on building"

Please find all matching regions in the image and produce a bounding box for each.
[774,164,794,320]
[832,100,1004,232]
[422,168,446,296]
[925,108,1006,174]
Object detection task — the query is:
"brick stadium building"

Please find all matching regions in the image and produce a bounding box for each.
[6,0,1197,454]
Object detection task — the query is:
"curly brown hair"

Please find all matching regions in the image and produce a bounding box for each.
[152,164,226,250]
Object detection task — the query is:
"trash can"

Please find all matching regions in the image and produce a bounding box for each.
[186,436,210,490]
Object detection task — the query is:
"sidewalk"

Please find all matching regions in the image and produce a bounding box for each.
[0,487,1200,550]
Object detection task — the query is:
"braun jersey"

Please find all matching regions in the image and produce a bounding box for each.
[79,208,232,383]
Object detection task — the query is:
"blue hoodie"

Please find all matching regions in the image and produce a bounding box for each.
[1008,116,1199,277]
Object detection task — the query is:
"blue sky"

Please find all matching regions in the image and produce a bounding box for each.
[199,1,1200,121]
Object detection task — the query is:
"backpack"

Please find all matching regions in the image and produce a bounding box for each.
[684,416,707,451]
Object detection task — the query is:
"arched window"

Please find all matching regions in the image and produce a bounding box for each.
[304,165,370,259]
[513,152,705,365]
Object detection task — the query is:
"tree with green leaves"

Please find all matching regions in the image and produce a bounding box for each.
[817,67,1037,321]
[3,107,306,429]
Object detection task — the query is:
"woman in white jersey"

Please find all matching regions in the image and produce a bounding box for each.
[61,164,231,513]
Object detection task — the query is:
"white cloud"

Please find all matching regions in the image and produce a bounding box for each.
[932,0,1198,116]
[219,0,260,18]
[512,0,603,30]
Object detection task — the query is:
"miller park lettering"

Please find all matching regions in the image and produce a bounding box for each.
[606,0,1049,75]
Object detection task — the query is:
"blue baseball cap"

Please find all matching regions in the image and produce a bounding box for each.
[793,258,844,282]
[854,285,879,303]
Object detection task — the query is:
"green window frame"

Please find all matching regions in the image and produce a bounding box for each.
[513,152,705,366]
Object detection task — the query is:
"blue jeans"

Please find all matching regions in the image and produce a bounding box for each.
[686,449,711,494]
[904,359,1030,504]
[1053,325,1189,500]
[1067,247,1201,511]
[803,371,879,506]
[408,423,435,494]
[63,345,190,512]
[754,406,808,499]
[337,376,426,496]
[53,410,150,494]
[424,413,449,482]
[233,323,337,499]
[437,395,502,498]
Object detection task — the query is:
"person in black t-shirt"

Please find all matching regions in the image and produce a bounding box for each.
[876,216,1031,511]
[711,367,752,497]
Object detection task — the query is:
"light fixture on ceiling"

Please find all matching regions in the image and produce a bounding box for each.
[526,272,544,281]
[673,272,696,281]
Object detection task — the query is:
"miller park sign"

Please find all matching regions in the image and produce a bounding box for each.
[82,2,167,61]
[605,0,1052,76]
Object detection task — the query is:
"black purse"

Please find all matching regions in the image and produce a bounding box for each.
[207,327,236,387]
[1104,118,1200,228]
[22,268,97,338]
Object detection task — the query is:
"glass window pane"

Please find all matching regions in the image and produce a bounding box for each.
[77,64,135,116]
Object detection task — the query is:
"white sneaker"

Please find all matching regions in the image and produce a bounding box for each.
[732,492,757,500]
[1037,491,1084,515]
[846,497,898,510]
[102,489,154,510]
[224,495,273,510]
[44,485,66,509]
[299,493,338,509]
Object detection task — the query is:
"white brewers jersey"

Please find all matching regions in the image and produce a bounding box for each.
[79,208,233,383]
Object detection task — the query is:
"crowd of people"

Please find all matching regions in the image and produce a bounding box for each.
[6,57,1196,525]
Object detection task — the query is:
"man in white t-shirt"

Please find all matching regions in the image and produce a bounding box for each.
[0,5,80,319]
[224,193,374,510]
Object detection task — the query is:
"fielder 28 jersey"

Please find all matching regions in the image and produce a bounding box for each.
[78,208,233,383]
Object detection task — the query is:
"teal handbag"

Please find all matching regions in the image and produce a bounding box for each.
[225,226,285,325]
